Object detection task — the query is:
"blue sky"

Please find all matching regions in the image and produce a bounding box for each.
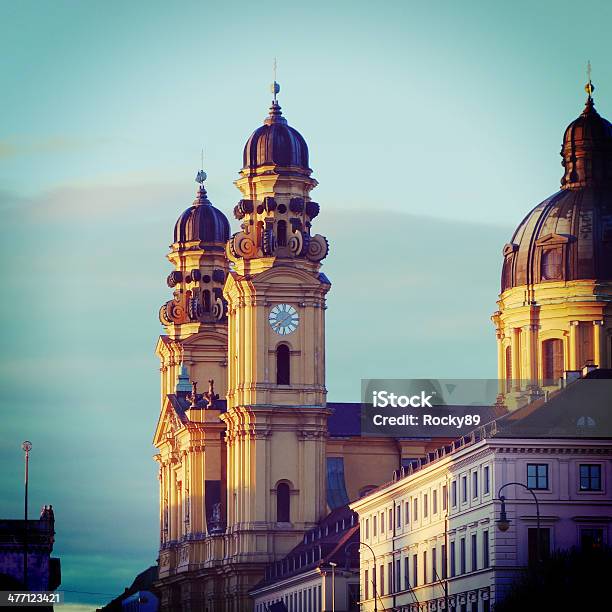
[1,0,611,608]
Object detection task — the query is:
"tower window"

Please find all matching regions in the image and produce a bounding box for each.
[276,344,290,385]
[542,338,564,383]
[203,289,211,312]
[277,220,287,247]
[276,482,290,522]
[541,248,563,280]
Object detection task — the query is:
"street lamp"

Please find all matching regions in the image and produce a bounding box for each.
[345,541,377,612]
[496,481,541,563]
[329,562,337,612]
[496,496,510,532]
[22,441,32,590]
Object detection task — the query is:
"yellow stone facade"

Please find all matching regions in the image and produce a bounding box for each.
[492,280,611,403]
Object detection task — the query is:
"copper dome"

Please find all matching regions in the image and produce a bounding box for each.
[501,93,612,292]
[173,185,230,245]
[242,101,310,174]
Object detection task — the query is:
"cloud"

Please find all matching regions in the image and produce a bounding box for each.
[0,136,103,160]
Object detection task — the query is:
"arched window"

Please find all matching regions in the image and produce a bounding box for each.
[277,220,287,247]
[505,346,512,393]
[276,482,290,522]
[276,344,290,385]
[541,249,563,280]
[542,339,564,383]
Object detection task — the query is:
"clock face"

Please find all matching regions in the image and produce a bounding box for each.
[268,304,299,335]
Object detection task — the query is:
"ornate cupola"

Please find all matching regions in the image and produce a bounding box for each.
[159,169,231,335]
[227,82,329,274]
[561,82,612,189]
[493,72,612,404]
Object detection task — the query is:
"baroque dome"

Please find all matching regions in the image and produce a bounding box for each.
[242,101,310,174]
[501,89,612,292]
[173,181,230,245]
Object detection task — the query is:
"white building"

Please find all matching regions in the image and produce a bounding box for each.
[350,377,612,611]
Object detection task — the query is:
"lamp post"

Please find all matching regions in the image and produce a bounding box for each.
[496,481,541,564]
[22,441,32,590]
[329,562,337,612]
[345,541,377,612]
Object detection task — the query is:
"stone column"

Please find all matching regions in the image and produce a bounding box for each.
[526,323,539,387]
[569,321,579,370]
[593,320,605,368]
[496,331,505,397]
[511,328,521,391]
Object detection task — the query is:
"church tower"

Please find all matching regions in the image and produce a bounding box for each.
[153,171,231,611]
[220,84,331,607]
[493,76,612,405]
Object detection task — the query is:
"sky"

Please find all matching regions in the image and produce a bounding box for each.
[1,0,611,608]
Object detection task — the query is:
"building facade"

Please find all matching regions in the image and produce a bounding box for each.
[0,505,60,593]
[152,77,612,611]
[350,411,612,611]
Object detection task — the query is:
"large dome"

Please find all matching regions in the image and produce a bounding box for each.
[242,101,310,174]
[173,184,230,245]
[501,92,612,292]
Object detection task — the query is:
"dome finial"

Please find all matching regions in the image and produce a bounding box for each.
[194,147,210,206]
[271,57,280,102]
[265,58,286,125]
[585,60,595,101]
[265,57,287,126]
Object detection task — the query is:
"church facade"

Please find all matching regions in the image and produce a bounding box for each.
[152,88,446,612]
[152,77,612,611]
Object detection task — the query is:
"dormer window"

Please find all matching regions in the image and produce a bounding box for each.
[535,234,570,283]
[541,248,563,280]
[501,243,518,291]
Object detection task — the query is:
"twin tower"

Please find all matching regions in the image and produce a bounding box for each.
[153,81,612,611]
[153,93,332,611]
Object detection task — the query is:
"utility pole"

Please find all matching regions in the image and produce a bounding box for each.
[22,441,32,590]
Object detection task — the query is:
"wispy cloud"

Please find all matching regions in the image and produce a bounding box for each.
[0,136,104,160]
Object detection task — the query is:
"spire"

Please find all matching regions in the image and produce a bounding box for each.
[585,60,594,101]
[581,60,597,117]
[194,149,211,206]
[272,57,279,102]
[265,58,287,126]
